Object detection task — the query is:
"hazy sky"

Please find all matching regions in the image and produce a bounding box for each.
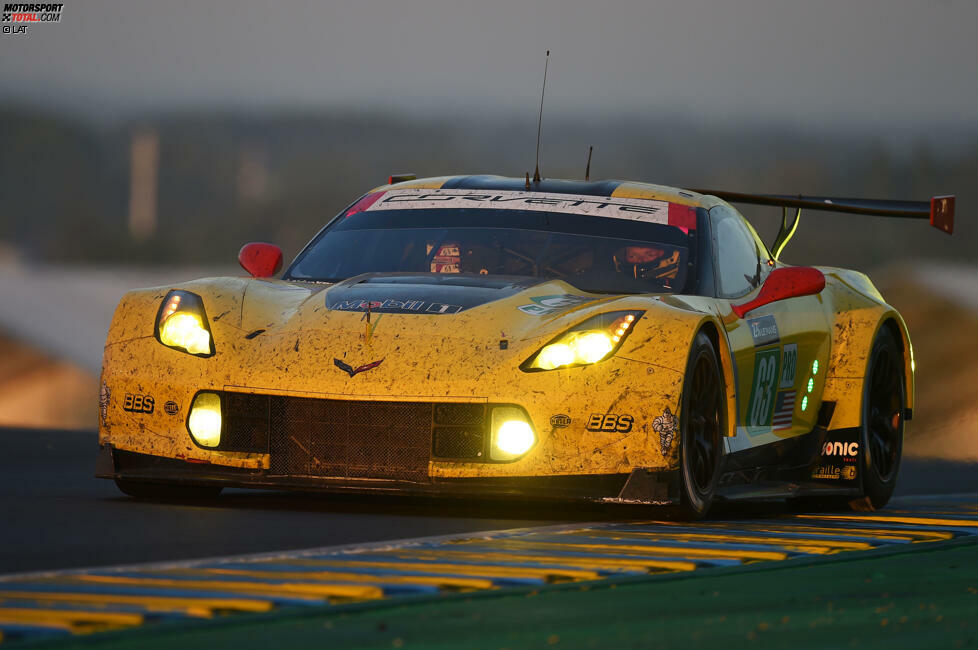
[1,0,977,126]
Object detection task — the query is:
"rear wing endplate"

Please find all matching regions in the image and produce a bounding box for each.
[690,189,955,260]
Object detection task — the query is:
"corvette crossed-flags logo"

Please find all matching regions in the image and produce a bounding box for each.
[333,358,384,378]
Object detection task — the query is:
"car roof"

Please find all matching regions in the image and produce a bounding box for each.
[371,175,725,210]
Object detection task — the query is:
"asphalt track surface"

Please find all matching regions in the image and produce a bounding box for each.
[2,427,976,577]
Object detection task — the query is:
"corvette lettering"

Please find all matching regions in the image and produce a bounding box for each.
[366,189,680,225]
[334,299,463,315]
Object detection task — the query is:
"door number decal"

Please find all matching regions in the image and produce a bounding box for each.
[748,347,781,433]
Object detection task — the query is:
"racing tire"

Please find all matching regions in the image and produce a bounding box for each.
[677,331,725,520]
[115,479,223,500]
[789,326,906,513]
[857,325,905,510]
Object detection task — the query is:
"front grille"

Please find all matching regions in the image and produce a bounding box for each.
[219,393,489,481]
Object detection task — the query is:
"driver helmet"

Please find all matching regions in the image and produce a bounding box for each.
[613,245,680,283]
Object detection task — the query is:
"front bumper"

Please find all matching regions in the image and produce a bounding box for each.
[96,445,680,504]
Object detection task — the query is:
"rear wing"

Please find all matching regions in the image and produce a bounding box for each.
[690,189,955,259]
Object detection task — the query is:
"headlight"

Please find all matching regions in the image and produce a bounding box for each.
[155,290,215,357]
[188,392,222,447]
[521,311,644,372]
[490,406,536,461]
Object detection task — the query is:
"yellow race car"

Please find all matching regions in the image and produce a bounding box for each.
[95,175,955,517]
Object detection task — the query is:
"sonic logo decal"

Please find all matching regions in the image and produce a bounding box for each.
[652,407,677,453]
[822,441,859,457]
[333,358,384,378]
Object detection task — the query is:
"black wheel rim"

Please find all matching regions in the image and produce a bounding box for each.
[866,342,903,483]
[686,353,722,496]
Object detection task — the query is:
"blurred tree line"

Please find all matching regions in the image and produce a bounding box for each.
[0,106,973,273]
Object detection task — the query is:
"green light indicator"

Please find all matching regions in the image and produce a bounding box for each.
[812,359,819,375]
[807,377,814,393]
[801,395,809,411]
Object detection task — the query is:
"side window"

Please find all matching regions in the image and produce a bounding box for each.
[711,205,762,299]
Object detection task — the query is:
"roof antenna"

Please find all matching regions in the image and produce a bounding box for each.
[584,145,593,182]
[532,50,550,184]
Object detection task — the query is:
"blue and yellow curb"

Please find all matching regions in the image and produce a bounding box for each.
[1,496,976,644]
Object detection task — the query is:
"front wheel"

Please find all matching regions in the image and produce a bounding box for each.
[115,479,223,500]
[677,331,725,519]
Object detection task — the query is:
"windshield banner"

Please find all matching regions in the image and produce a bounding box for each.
[365,189,676,225]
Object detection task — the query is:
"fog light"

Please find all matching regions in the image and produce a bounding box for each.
[490,406,535,461]
[188,392,222,447]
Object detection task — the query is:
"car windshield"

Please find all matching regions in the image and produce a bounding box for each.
[286,190,696,294]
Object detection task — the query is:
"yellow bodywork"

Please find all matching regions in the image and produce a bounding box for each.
[98,179,914,487]
[100,278,708,477]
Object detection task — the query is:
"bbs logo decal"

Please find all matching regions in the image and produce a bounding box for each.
[586,413,633,433]
[123,393,154,414]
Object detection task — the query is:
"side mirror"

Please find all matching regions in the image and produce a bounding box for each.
[238,242,283,278]
[732,266,825,318]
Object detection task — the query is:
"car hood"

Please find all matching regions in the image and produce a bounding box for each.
[235,273,625,344]
[109,271,712,395]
